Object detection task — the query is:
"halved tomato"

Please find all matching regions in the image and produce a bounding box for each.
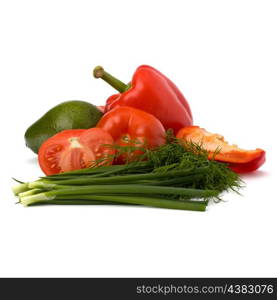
[38,128,114,175]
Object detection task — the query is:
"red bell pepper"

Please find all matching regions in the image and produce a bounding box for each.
[176,126,266,173]
[93,65,193,134]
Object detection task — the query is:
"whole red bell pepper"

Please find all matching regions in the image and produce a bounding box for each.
[93,65,193,134]
[177,126,266,173]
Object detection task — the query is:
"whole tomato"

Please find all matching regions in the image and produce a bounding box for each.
[97,106,166,161]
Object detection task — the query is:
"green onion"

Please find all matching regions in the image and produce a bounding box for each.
[20,194,207,211]
[39,168,207,186]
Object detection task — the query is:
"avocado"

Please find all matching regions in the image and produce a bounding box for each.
[25,100,103,153]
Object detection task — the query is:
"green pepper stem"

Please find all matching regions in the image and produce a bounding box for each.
[93,66,128,93]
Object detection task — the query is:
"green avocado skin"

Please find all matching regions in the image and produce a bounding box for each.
[25,100,103,154]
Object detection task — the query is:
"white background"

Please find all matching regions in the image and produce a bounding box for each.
[0,0,276,277]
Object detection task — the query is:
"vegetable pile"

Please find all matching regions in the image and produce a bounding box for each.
[13,138,241,211]
[14,64,266,211]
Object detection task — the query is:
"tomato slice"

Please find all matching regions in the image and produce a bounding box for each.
[176,126,266,173]
[38,128,115,175]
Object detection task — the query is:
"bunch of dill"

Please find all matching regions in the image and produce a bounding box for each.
[111,133,243,194]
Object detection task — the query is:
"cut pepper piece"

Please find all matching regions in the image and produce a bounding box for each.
[176,126,265,173]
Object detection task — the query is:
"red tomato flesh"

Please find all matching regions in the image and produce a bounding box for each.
[38,128,114,175]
